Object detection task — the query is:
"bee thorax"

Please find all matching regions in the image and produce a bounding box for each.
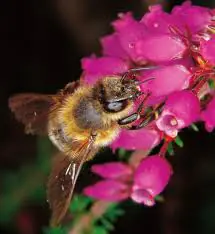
[73,98,104,129]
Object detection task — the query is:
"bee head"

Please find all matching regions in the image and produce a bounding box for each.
[93,75,141,113]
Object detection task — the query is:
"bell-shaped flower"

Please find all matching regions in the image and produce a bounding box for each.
[84,180,130,202]
[200,35,215,65]
[91,162,133,180]
[111,128,161,152]
[81,55,129,84]
[131,155,172,206]
[112,12,150,63]
[171,1,212,34]
[201,95,215,132]
[140,65,191,97]
[101,33,129,60]
[156,90,201,137]
[84,155,172,206]
[135,34,186,63]
[141,4,183,34]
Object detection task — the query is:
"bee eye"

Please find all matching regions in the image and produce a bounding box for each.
[104,101,127,113]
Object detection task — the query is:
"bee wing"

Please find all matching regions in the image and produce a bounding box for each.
[8,81,80,135]
[47,136,97,227]
[9,93,53,135]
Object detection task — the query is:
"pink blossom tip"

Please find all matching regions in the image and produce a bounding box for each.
[156,90,200,137]
[133,155,172,198]
[91,162,132,179]
[83,180,129,202]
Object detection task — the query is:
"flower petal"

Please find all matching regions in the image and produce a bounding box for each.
[135,34,186,63]
[141,5,183,34]
[111,128,161,152]
[83,180,129,202]
[101,33,129,59]
[200,35,215,65]
[140,65,191,97]
[131,189,155,206]
[156,90,201,137]
[81,55,129,84]
[133,155,172,196]
[201,95,215,132]
[91,162,132,179]
[172,1,212,34]
[113,12,149,63]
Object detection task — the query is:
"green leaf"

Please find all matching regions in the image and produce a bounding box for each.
[208,79,215,89]
[37,136,52,171]
[100,218,114,231]
[174,135,184,148]
[31,185,46,202]
[167,142,174,156]
[91,226,108,234]
[0,136,52,225]
[118,148,131,161]
[155,195,165,203]
[43,227,67,234]
[118,148,127,157]
[190,123,199,132]
[102,203,124,222]
[69,194,93,214]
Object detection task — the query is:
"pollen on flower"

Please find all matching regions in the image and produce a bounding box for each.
[170,118,178,126]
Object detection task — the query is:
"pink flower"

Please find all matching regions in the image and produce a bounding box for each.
[135,34,186,63]
[131,155,172,206]
[111,128,161,152]
[84,155,172,206]
[139,65,191,97]
[200,35,215,65]
[201,96,215,132]
[156,90,201,137]
[112,12,149,63]
[171,1,212,34]
[81,55,129,84]
[91,162,132,180]
[84,162,131,202]
[141,4,185,34]
[101,33,129,60]
[80,2,215,171]
[84,180,129,202]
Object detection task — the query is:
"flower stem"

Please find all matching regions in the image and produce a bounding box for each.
[69,201,112,234]
[159,136,174,157]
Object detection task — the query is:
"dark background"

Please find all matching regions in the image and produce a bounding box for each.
[1,0,215,233]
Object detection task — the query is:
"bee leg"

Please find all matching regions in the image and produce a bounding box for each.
[124,115,155,130]
[118,113,139,125]
[119,102,165,130]
[118,98,146,125]
[118,90,153,126]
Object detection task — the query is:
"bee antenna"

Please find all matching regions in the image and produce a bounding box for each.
[134,77,155,85]
[121,66,159,82]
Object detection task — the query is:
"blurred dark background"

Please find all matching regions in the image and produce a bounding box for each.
[1,0,215,233]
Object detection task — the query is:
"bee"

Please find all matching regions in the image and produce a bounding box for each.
[8,71,152,226]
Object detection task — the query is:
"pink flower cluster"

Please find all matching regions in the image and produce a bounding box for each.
[84,154,172,206]
[82,1,215,204]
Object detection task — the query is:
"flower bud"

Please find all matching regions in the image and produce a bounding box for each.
[91,162,132,179]
[83,180,129,202]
